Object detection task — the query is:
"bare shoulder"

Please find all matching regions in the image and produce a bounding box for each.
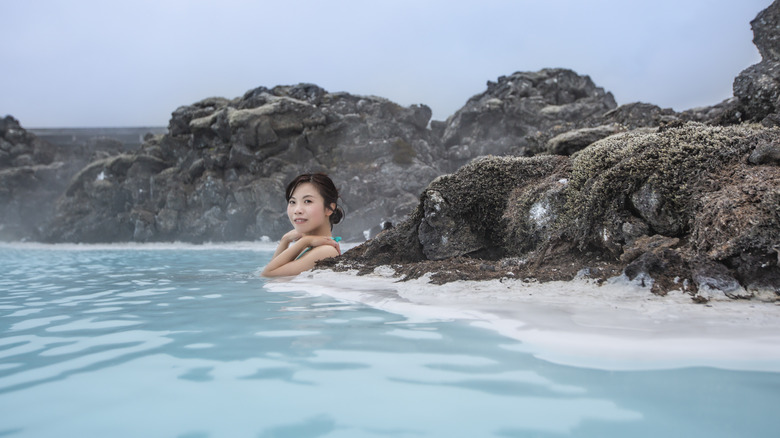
[302,244,340,260]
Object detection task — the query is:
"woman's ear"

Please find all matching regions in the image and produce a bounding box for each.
[326,202,336,216]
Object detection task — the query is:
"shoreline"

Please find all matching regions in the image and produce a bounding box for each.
[264,267,780,372]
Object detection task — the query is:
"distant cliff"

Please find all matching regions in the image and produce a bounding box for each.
[0,122,165,240]
[29,126,167,152]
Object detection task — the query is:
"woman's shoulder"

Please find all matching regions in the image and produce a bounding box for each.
[299,238,340,258]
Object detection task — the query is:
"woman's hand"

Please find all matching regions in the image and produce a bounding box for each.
[281,229,303,244]
[305,235,341,255]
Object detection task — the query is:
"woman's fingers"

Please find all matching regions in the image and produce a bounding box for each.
[283,230,303,242]
[310,237,341,254]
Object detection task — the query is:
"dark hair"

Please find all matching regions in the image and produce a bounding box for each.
[285,173,344,227]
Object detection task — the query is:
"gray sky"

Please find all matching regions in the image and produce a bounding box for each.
[1,0,772,128]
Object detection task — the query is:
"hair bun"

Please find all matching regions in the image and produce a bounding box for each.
[330,206,345,225]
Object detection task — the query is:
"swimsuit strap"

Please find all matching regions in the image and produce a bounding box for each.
[295,237,341,260]
[294,247,312,261]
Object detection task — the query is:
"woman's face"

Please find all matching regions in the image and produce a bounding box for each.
[287,182,333,235]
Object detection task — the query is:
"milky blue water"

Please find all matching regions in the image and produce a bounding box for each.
[0,244,779,438]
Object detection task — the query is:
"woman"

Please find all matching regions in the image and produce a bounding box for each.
[261,173,344,277]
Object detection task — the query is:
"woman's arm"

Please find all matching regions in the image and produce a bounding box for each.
[261,236,340,277]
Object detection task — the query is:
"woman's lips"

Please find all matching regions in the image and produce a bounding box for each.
[294,218,307,224]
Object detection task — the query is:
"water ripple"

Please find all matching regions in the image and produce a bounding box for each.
[0,245,777,438]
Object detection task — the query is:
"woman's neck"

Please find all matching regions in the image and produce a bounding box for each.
[305,225,332,238]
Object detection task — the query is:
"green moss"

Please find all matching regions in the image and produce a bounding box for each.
[503,175,570,255]
[559,123,765,250]
[428,155,569,247]
[690,162,780,259]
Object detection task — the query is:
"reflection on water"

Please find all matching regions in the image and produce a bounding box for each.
[0,245,778,437]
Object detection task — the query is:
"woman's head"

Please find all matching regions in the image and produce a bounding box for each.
[285,173,344,229]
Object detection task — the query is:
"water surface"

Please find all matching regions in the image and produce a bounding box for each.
[1,244,778,437]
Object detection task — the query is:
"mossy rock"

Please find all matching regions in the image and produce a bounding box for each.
[503,170,571,256]
[334,122,780,299]
[560,123,768,252]
[340,154,570,264]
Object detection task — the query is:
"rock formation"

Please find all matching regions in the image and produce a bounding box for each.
[733,0,780,125]
[43,85,443,242]
[330,123,780,301]
[438,69,617,170]
[38,69,626,244]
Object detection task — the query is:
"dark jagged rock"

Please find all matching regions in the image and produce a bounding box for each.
[545,124,623,156]
[439,69,617,169]
[543,101,689,156]
[681,98,743,125]
[752,0,780,62]
[734,61,780,122]
[594,102,680,129]
[748,136,780,164]
[733,0,780,123]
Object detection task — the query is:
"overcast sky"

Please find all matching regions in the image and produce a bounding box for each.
[1,0,772,128]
